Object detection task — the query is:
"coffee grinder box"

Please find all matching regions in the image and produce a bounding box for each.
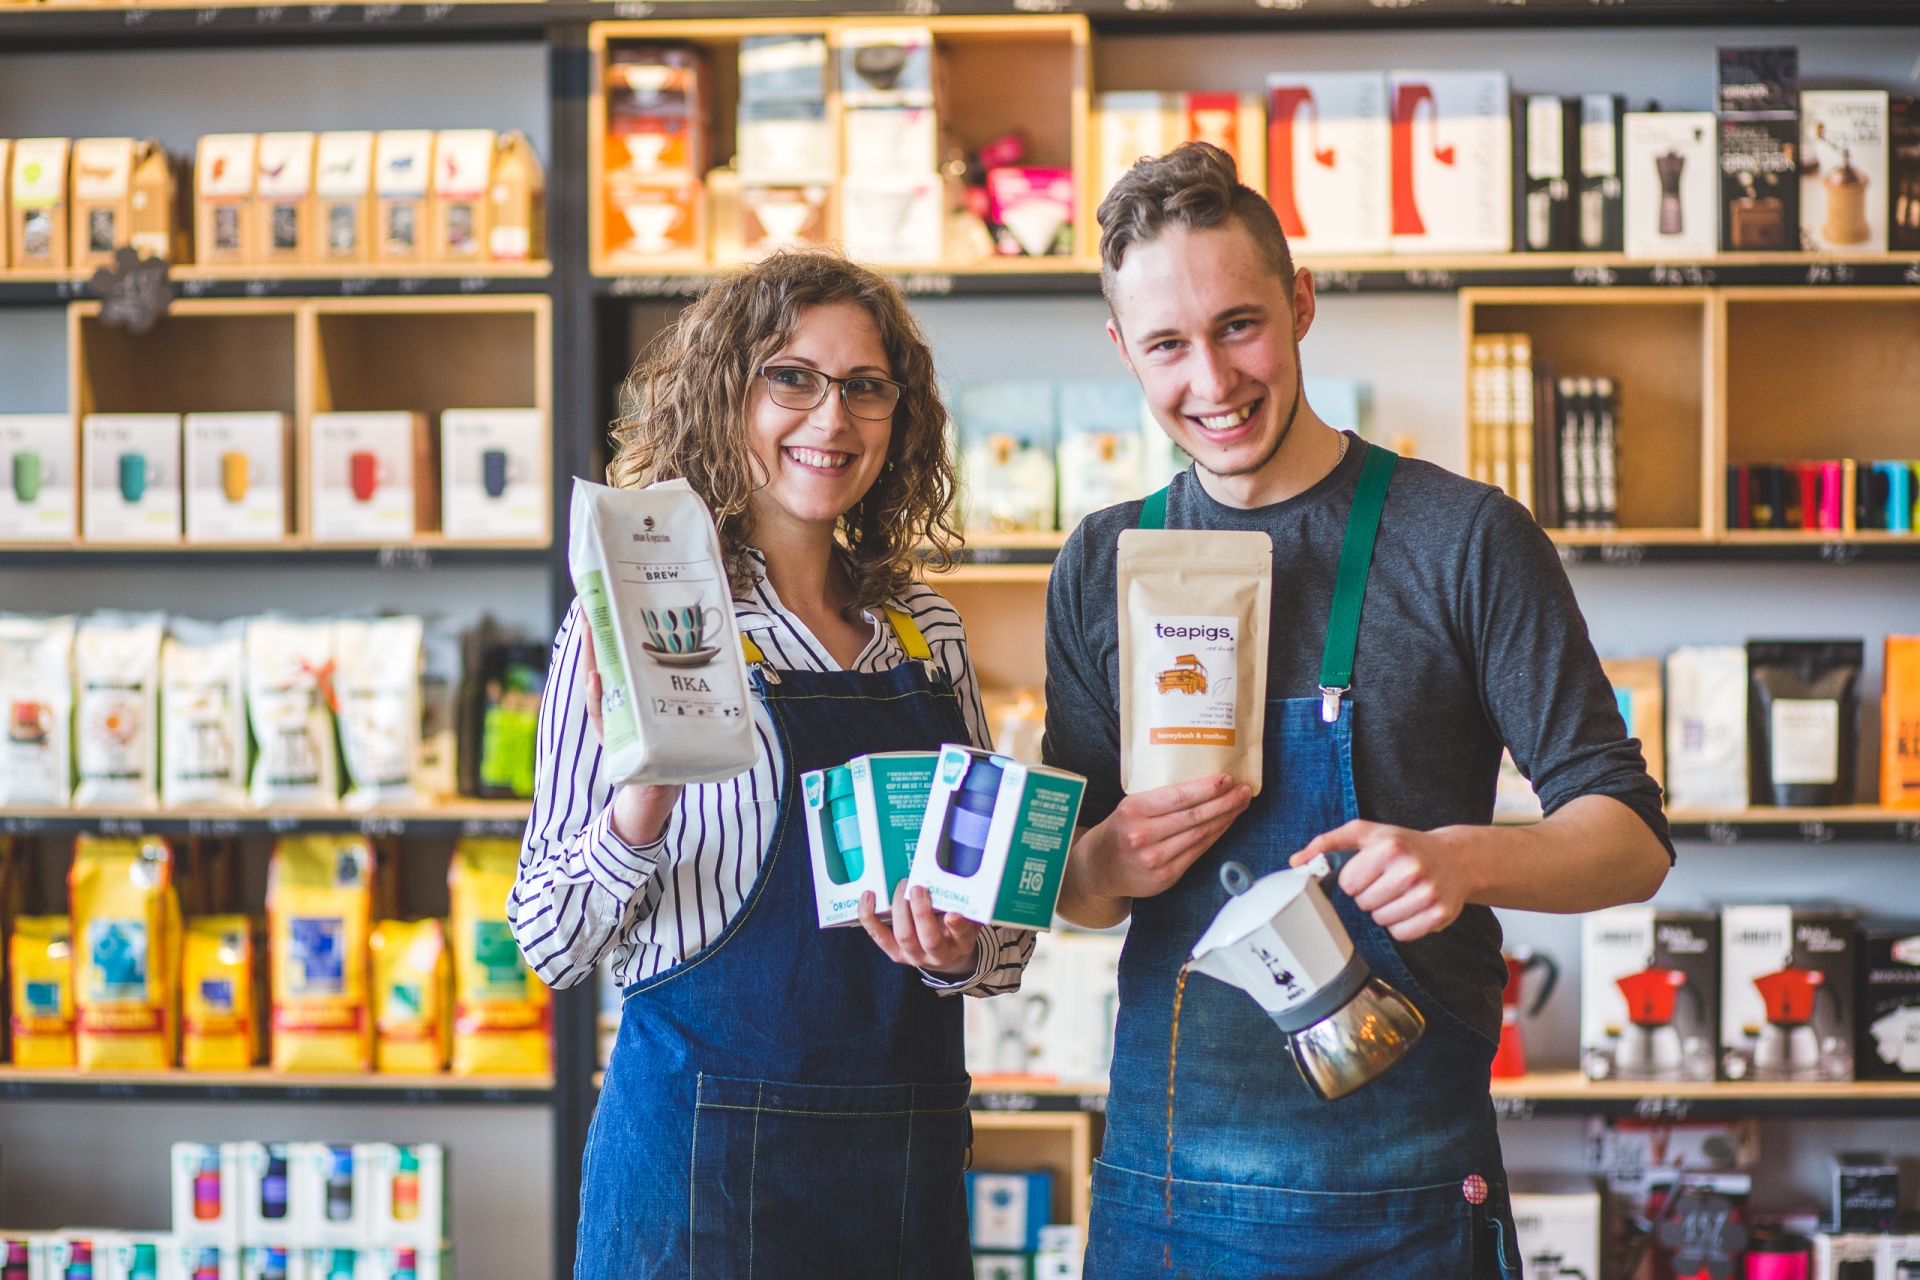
[289,1143,371,1248]
[184,412,289,543]
[439,408,546,540]
[70,137,136,270]
[908,744,1085,930]
[1580,906,1719,1082]
[430,129,495,263]
[1265,73,1390,256]
[11,138,71,270]
[1718,47,1800,252]
[1578,94,1627,251]
[82,413,180,544]
[488,130,544,263]
[0,414,77,542]
[1513,95,1576,252]
[1801,90,1888,253]
[374,130,434,266]
[363,1143,445,1248]
[1858,920,1920,1080]
[315,132,375,266]
[1623,112,1718,258]
[1387,71,1511,253]
[171,1140,243,1245]
[804,751,940,927]
[253,132,315,266]
[310,411,426,542]
[195,134,257,265]
[238,1141,303,1248]
[1721,905,1857,1082]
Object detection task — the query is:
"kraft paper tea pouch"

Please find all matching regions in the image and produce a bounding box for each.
[429,129,494,263]
[10,916,76,1068]
[315,132,374,265]
[0,139,9,269]
[374,130,433,265]
[245,618,339,809]
[73,612,165,809]
[268,835,373,1072]
[333,617,423,811]
[129,141,184,262]
[69,137,136,270]
[71,834,180,1070]
[182,914,254,1070]
[567,478,757,786]
[1117,529,1273,795]
[195,134,257,265]
[253,133,315,266]
[1885,636,1920,809]
[161,619,248,808]
[488,130,544,262]
[370,918,450,1073]
[450,839,550,1075]
[0,614,75,806]
[10,138,70,269]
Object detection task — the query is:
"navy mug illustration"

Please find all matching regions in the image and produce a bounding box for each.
[12,450,41,503]
[640,601,724,668]
[118,452,148,504]
[482,449,510,498]
[938,754,1002,877]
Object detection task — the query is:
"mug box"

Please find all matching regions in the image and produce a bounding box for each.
[109,1234,204,1280]
[0,1235,54,1280]
[0,414,77,542]
[803,751,940,928]
[439,409,546,540]
[310,411,428,542]
[907,744,1085,930]
[82,413,181,543]
[184,412,289,543]
[169,1245,240,1280]
[171,1140,243,1245]
[297,1250,367,1280]
[364,1142,446,1247]
[243,1247,308,1280]
[288,1142,372,1248]
[238,1140,308,1248]
[48,1235,127,1280]
[966,1171,1052,1253]
[368,1244,449,1280]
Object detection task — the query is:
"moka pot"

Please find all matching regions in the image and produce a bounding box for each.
[1187,857,1424,1101]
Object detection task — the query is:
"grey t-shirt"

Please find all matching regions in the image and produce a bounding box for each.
[1042,438,1672,1041]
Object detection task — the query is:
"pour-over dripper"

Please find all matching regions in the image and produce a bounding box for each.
[621,201,685,255]
[620,132,673,176]
[852,44,908,92]
[998,199,1069,258]
[752,197,816,246]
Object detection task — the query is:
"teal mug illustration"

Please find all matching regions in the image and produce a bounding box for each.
[118,452,148,504]
[11,450,41,503]
[641,603,723,655]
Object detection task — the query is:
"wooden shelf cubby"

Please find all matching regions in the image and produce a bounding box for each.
[971,1109,1098,1236]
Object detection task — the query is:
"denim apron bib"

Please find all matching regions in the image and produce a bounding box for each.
[1086,445,1519,1280]
[577,611,975,1280]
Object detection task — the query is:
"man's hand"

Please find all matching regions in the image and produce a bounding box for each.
[577,606,683,848]
[1056,775,1253,929]
[859,883,981,978]
[1291,821,1473,942]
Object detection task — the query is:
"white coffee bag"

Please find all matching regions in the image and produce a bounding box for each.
[161,617,249,809]
[1664,645,1748,811]
[0,614,75,806]
[334,615,423,810]
[245,617,339,809]
[73,611,165,808]
[568,478,757,785]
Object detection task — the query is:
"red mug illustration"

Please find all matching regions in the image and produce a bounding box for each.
[349,451,379,503]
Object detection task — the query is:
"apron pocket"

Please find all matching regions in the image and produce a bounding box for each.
[690,1073,973,1280]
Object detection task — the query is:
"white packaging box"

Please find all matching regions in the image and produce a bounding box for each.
[1815,1233,1881,1280]
[1046,930,1123,1084]
[1386,71,1510,253]
[843,106,938,178]
[1801,90,1889,254]
[172,1142,243,1246]
[363,1144,445,1248]
[289,1143,372,1249]
[439,409,546,541]
[366,1244,449,1280]
[106,1234,189,1280]
[298,1250,369,1280]
[167,1244,240,1280]
[839,26,934,107]
[184,412,288,543]
[841,174,943,264]
[82,413,181,543]
[737,100,835,184]
[239,1142,303,1248]
[310,412,418,543]
[1665,646,1748,810]
[1509,1190,1601,1280]
[907,744,1085,930]
[965,928,1055,1077]
[0,1234,58,1280]
[1035,1224,1083,1280]
[1623,112,1718,258]
[1095,92,1177,204]
[314,132,375,263]
[1265,74,1390,255]
[51,1235,128,1280]
[0,414,77,542]
[1885,1234,1920,1277]
[241,1246,306,1280]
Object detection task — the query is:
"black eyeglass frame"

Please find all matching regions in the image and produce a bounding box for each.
[756,364,906,421]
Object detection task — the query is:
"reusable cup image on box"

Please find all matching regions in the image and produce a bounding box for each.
[83,413,181,543]
[907,745,1086,929]
[0,415,78,542]
[804,752,938,926]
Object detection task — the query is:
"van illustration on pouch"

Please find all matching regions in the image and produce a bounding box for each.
[1157,654,1209,696]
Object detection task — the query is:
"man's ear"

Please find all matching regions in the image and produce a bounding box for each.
[1106,316,1136,377]
[1290,267,1318,343]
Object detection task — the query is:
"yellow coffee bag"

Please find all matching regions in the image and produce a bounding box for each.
[70,835,179,1070]
[370,917,450,1073]
[268,835,373,1072]
[181,915,254,1071]
[449,839,549,1076]
[9,916,76,1068]
[1885,636,1920,809]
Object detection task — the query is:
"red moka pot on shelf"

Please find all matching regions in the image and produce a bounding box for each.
[1492,946,1559,1078]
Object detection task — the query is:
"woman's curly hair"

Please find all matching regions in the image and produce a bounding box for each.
[608,250,960,613]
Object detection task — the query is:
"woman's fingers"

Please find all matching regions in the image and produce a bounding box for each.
[858,890,905,963]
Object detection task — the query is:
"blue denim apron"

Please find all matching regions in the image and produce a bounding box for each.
[1086,445,1519,1279]
[577,618,975,1280]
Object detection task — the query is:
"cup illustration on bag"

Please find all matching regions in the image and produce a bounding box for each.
[9,697,54,746]
[221,451,250,504]
[482,449,510,499]
[12,451,42,503]
[639,602,724,667]
[118,452,148,504]
[349,451,380,503]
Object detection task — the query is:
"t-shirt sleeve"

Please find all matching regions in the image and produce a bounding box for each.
[1462,491,1675,860]
[1043,525,1125,827]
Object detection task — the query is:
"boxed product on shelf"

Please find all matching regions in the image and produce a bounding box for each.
[487,131,543,263]
[973,1256,1026,1280]
[238,1143,299,1247]
[1387,71,1511,254]
[1801,90,1889,253]
[0,614,74,806]
[309,412,431,543]
[1602,657,1665,789]
[367,1245,447,1280]
[1883,639,1920,808]
[1887,1233,1920,1276]
[464,627,546,800]
[803,751,939,928]
[739,34,833,183]
[244,618,339,809]
[0,1236,56,1280]
[957,380,1056,533]
[196,134,257,266]
[1507,1177,1601,1280]
[1577,93,1626,252]
[428,129,493,263]
[1056,381,1145,529]
[449,838,551,1075]
[314,132,375,266]
[0,413,78,542]
[739,30,829,103]
[11,138,71,270]
[966,932,1052,1076]
[73,612,163,808]
[70,137,140,270]
[1857,920,1920,1080]
[414,621,461,804]
[173,1142,243,1246]
[1035,1225,1082,1280]
[966,1171,1052,1253]
[841,174,943,265]
[183,412,290,544]
[907,744,1085,930]
[370,918,450,1073]
[289,1144,370,1248]
[1622,111,1717,259]
[605,182,702,263]
[242,1245,304,1280]
[840,26,934,108]
[253,133,315,267]
[737,184,831,258]
[1829,1151,1898,1233]
[334,616,424,810]
[1182,92,1266,197]
[172,1244,241,1280]
[9,916,76,1067]
[0,137,8,268]
[1513,95,1576,253]
[1720,904,1856,1082]
[267,836,374,1072]
[985,167,1073,258]
[842,105,936,178]
[364,1144,444,1248]
[438,408,545,541]
[373,131,433,266]
[82,413,182,544]
[1718,46,1800,252]
[1095,91,1177,204]
[1665,646,1749,810]
[50,1235,123,1280]
[1893,95,1920,252]
[1266,73,1391,255]
[1045,930,1123,1084]
[181,915,256,1070]
[1814,1233,1881,1279]
[1746,638,1863,807]
[602,43,710,267]
[70,833,180,1071]
[1580,906,1719,1082]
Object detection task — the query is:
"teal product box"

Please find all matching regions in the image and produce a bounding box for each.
[803,751,939,927]
[909,746,1085,930]
[967,1171,1054,1253]
[973,1256,1031,1280]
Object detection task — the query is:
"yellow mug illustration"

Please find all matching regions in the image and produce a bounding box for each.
[221,451,250,504]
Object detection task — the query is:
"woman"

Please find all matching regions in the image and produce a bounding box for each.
[509,251,1030,1278]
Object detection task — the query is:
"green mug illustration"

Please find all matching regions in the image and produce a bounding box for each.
[11,451,42,503]
[640,602,725,666]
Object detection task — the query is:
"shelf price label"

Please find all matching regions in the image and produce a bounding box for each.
[1491,1097,1535,1121]
[1632,1096,1692,1121]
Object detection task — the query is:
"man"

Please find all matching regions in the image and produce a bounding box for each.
[1044,142,1673,1278]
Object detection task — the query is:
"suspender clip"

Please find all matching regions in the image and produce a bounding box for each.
[752,661,782,686]
[1319,686,1346,724]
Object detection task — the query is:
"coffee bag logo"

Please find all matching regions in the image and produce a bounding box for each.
[804,773,823,807]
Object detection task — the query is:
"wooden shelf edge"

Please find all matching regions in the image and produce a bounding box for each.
[0,801,531,824]
[1490,1071,1920,1102]
[0,1066,551,1089]
[1667,804,1920,823]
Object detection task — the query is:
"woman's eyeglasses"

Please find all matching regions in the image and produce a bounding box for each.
[758,365,903,421]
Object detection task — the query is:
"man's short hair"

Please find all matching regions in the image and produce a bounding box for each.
[1096,141,1296,309]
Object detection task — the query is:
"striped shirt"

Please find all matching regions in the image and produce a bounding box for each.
[508,549,1036,998]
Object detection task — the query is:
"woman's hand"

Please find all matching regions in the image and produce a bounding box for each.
[577,606,683,848]
[858,883,981,978]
